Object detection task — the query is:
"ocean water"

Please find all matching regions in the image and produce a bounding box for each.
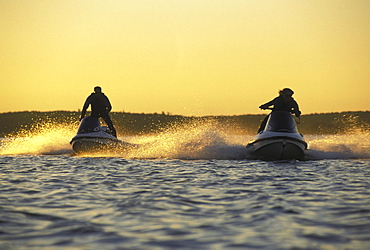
[0,122,369,249]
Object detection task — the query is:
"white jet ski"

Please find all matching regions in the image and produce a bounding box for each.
[70,116,136,154]
[246,111,307,160]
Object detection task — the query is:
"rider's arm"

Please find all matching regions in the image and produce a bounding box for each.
[259,98,276,109]
[105,96,112,113]
[80,96,91,119]
[292,100,301,117]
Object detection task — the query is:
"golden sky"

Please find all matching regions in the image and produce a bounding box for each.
[1,0,369,115]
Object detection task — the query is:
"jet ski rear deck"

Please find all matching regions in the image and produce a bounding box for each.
[70,116,137,154]
[246,111,307,160]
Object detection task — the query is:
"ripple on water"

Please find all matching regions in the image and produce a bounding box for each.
[0,156,369,249]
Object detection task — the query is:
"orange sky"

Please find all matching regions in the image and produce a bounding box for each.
[1,0,369,115]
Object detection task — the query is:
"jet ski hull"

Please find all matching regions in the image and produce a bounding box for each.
[71,136,132,154]
[246,111,307,160]
[247,136,307,160]
[70,116,137,154]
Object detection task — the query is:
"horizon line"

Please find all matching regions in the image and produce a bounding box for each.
[1,110,369,117]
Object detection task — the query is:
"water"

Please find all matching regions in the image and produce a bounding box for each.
[1,123,369,249]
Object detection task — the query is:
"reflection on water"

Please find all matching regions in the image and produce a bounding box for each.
[0,156,369,249]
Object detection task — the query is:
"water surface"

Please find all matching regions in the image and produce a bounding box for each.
[0,126,369,249]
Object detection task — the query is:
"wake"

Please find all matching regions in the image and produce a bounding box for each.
[0,121,76,156]
[1,120,369,160]
[305,134,370,160]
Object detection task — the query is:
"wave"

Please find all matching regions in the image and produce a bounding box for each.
[305,134,370,160]
[122,123,250,160]
[1,121,369,160]
[0,121,76,156]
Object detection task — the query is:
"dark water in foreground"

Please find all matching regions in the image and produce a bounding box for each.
[1,127,370,249]
[1,156,369,249]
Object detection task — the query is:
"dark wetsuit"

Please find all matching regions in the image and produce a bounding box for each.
[81,92,117,137]
[258,95,301,133]
[261,95,300,116]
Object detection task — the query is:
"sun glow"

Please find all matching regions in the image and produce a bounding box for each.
[1,1,369,115]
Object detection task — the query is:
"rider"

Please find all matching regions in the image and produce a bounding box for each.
[80,86,117,137]
[257,88,301,133]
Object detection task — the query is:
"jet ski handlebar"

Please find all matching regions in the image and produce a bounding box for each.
[260,107,296,114]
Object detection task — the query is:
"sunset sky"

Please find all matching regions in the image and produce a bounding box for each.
[1,0,369,116]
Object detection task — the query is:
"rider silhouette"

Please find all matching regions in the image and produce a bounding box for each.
[257,88,301,133]
[80,86,117,137]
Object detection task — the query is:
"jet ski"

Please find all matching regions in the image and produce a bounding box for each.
[246,111,307,160]
[70,116,136,154]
